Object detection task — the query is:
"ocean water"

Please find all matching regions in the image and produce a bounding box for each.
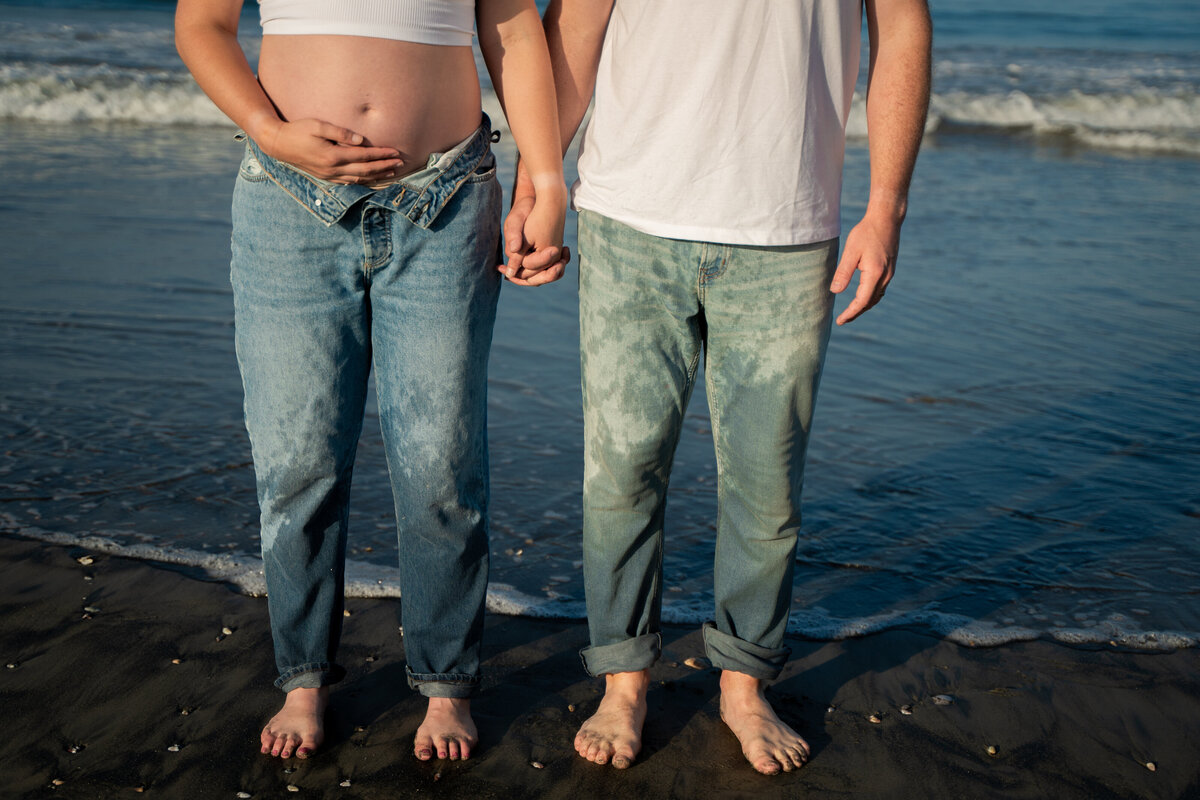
[1,0,1198,651]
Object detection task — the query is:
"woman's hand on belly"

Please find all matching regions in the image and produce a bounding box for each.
[259,116,404,184]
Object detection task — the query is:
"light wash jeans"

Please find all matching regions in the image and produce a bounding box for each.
[230,118,501,697]
[577,210,838,681]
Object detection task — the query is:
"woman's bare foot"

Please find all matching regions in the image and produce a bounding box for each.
[719,670,809,775]
[261,686,328,759]
[574,670,649,769]
[414,697,477,761]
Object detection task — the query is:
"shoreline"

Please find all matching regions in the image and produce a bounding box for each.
[3,534,1197,798]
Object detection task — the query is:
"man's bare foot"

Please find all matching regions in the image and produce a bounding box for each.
[574,670,649,769]
[261,685,328,759]
[414,697,477,761]
[719,670,809,775]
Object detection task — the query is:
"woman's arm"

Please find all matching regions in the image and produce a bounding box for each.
[498,0,613,283]
[477,0,568,273]
[175,0,402,182]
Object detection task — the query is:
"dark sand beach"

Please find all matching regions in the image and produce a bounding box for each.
[3,534,1197,800]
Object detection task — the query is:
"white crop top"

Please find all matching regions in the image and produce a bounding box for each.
[259,0,475,47]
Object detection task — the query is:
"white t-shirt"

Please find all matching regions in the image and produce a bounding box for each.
[573,0,862,246]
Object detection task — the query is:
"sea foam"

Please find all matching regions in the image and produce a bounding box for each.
[6,521,1194,651]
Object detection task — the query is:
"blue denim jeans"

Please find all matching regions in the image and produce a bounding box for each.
[230,118,501,697]
[577,210,838,681]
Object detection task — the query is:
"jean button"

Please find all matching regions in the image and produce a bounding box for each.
[315,199,322,207]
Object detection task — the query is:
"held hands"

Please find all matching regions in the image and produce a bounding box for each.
[829,206,903,325]
[499,161,570,287]
[256,117,404,185]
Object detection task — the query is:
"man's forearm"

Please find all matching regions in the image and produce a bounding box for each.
[863,0,932,223]
[544,0,614,154]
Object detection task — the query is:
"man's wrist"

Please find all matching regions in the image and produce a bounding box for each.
[865,189,909,225]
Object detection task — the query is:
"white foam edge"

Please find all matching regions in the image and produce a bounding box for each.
[5,521,1195,650]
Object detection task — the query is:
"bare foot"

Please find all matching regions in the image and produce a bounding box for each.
[260,686,328,759]
[414,697,477,761]
[574,670,649,769]
[719,671,809,775]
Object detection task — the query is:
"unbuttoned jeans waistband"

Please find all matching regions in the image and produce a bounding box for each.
[242,114,497,229]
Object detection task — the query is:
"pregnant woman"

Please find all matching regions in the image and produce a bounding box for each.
[176,0,567,762]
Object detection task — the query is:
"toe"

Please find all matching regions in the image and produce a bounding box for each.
[280,734,297,759]
[446,738,461,760]
[754,755,782,776]
[458,739,473,760]
[414,734,433,761]
[612,754,632,769]
[296,734,319,760]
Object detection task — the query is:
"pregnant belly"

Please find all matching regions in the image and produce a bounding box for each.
[257,35,484,171]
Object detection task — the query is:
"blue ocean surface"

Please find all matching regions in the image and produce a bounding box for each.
[1,0,1198,650]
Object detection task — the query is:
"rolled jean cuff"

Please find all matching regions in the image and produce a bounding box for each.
[579,632,661,677]
[276,662,346,693]
[406,667,480,699]
[702,622,790,681]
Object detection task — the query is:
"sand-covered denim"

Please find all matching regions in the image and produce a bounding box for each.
[230,118,501,698]
[577,210,837,681]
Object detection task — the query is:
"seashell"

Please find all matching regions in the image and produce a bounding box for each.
[134,788,145,794]
[287,785,299,792]
[167,744,180,752]
[567,704,576,712]
[1146,761,1157,772]
[683,657,712,670]
[6,663,17,669]
[530,761,545,769]
[343,610,352,617]
[283,768,294,774]
[826,706,835,714]
[986,745,998,757]
[83,606,101,613]
[900,705,913,715]
[339,780,352,788]
[67,745,82,754]
[221,627,233,635]
[932,694,954,705]
[237,793,252,798]
[84,576,94,581]
[365,656,376,663]
[868,714,881,724]
[433,772,442,782]
[51,779,64,786]
[77,557,94,565]
[171,659,181,665]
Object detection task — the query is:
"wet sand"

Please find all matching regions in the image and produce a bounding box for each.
[2,533,1197,799]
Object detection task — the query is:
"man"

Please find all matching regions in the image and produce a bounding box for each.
[503,0,931,775]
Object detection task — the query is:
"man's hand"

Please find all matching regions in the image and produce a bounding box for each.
[499,161,570,286]
[829,209,901,325]
[259,118,403,184]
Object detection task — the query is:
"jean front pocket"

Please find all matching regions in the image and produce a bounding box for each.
[238,145,270,183]
[466,151,497,184]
